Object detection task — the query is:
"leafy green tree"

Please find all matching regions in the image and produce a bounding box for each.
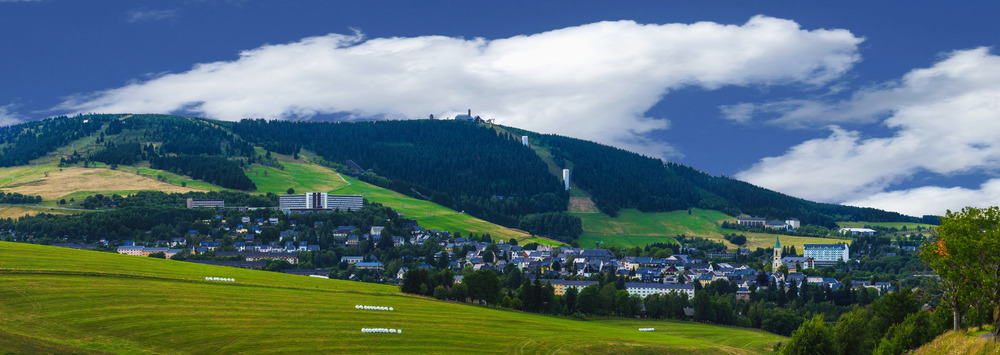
[464,270,501,305]
[873,311,941,355]
[833,307,878,355]
[920,206,1000,335]
[781,315,836,355]
[577,285,601,314]
[433,285,448,300]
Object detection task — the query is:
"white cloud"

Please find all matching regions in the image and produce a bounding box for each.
[844,179,1000,217]
[59,16,862,158]
[736,47,1000,214]
[126,9,178,23]
[0,104,25,126]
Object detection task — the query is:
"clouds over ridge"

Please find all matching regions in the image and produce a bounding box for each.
[60,16,862,158]
[736,47,1000,215]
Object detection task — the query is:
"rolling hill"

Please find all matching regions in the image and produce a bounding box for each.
[0,113,930,248]
[0,242,784,354]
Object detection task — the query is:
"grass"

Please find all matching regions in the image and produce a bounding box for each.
[575,208,849,250]
[0,242,784,354]
[245,150,350,195]
[913,330,1000,355]
[0,205,77,219]
[332,176,561,246]
[0,166,203,204]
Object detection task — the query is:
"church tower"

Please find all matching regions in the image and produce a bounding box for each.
[773,235,782,271]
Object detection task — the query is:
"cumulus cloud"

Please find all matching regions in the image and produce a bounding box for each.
[126,8,178,23]
[736,47,1000,214]
[843,179,1000,217]
[59,16,862,158]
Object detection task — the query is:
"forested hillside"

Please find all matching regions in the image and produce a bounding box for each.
[232,119,576,235]
[508,129,932,228]
[0,113,929,240]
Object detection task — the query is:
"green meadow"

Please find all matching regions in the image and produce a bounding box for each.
[0,242,784,354]
[332,176,560,246]
[575,208,849,251]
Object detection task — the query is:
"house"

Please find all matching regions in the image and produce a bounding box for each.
[625,282,695,300]
[736,287,751,302]
[170,237,187,246]
[839,228,876,236]
[334,226,356,237]
[356,261,384,270]
[781,257,814,272]
[397,267,410,280]
[341,256,364,264]
[765,220,787,229]
[199,241,221,251]
[117,246,144,256]
[346,235,360,247]
[737,217,766,228]
[547,279,599,296]
[242,252,298,264]
[370,226,385,236]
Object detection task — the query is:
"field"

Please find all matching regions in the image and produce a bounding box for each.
[0,242,784,354]
[0,205,78,219]
[246,161,350,195]
[575,208,849,250]
[0,166,203,204]
[332,176,561,246]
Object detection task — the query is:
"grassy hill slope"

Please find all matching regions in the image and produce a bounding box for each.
[0,242,783,354]
[913,330,1000,355]
[575,208,849,251]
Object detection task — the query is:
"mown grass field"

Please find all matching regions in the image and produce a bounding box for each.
[575,208,849,250]
[0,242,784,354]
[1,167,204,205]
[0,205,78,219]
[332,176,560,246]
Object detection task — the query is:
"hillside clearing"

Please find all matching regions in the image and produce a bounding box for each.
[332,176,561,246]
[0,205,77,219]
[1,167,202,201]
[575,208,849,250]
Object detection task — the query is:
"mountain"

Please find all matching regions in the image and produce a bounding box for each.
[0,113,933,243]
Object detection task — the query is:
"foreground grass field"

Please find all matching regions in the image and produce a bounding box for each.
[576,208,849,251]
[0,242,784,354]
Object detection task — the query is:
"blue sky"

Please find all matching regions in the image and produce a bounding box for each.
[3,1,1000,217]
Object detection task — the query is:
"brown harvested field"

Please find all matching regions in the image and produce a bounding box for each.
[569,196,600,213]
[3,167,203,200]
[0,206,75,219]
